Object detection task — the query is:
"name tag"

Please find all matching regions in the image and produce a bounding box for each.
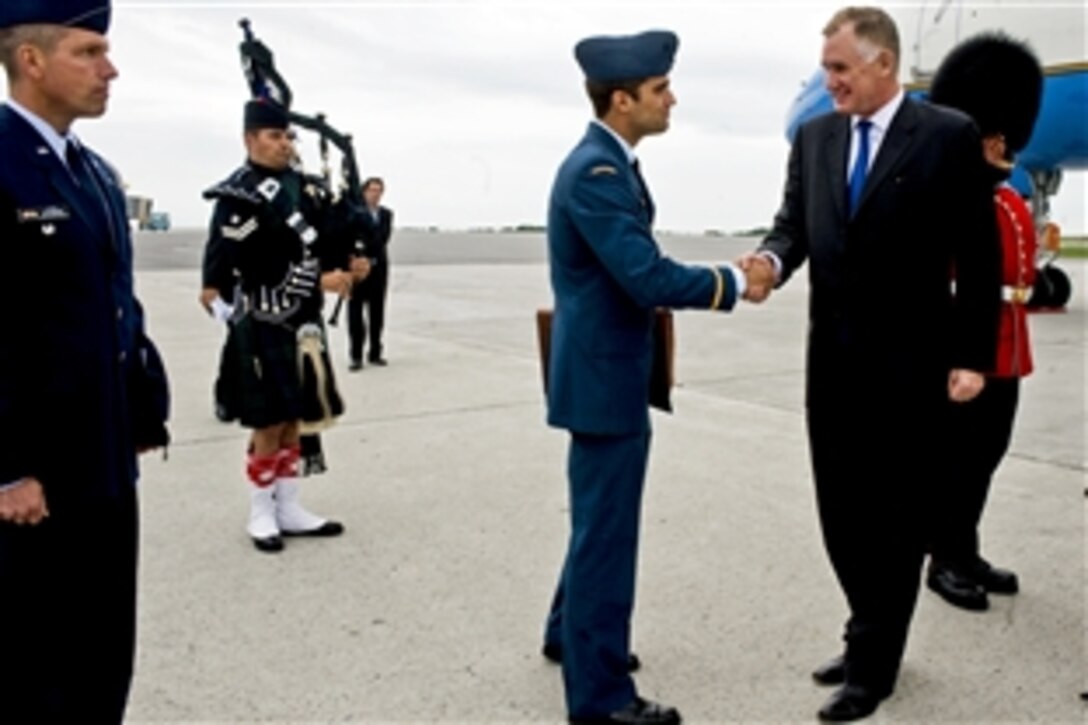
[17,205,71,223]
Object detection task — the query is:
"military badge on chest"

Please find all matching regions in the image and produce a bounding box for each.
[18,205,71,236]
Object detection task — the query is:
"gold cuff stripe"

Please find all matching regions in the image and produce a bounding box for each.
[709,267,725,310]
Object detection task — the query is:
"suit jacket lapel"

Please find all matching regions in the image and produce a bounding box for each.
[823,116,849,222]
[85,151,125,257]
[856,98,919,214]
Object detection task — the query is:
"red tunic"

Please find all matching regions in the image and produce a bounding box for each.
[992,185,1036,378]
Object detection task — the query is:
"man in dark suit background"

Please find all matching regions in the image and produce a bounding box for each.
[0,1,169,721]
[348,176,393,368]
[541,30,766,724]
[742,6,1000,721]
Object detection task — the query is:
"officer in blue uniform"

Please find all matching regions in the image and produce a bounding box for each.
[541,30,754,724]
[0,1,169,721]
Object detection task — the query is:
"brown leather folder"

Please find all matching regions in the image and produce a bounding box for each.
[536,308,675,413]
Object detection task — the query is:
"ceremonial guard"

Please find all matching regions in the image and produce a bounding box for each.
[202,99,361,552]
[0,1,169,719]
[926,33,1044,611]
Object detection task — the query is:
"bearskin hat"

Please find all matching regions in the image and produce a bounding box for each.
[928,32,1044,156]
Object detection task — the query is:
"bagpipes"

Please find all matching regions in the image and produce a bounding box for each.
[238,18,367,327]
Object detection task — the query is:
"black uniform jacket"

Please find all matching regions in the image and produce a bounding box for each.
[202,165,354,310]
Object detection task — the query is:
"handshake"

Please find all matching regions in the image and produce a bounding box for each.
[736,251,777,303]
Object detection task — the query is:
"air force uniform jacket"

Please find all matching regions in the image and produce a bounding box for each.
[0,103,168,509]
[546,122,738,436]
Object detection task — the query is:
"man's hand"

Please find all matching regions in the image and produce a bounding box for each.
[736,252,775,303]
[349,256,372,283]
[321,270,354,298]
[948,369,986,402]
[0,478,49,526]
[199,287,219,315]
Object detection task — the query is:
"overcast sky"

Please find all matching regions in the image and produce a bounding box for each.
[36,0,1086,233]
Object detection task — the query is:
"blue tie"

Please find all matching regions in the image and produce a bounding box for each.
[848,119,872,217]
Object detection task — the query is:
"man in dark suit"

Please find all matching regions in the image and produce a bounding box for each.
[347,176,393,368]
[541,30,765,725]
[0,1,169,721]
[743,7,1000,721]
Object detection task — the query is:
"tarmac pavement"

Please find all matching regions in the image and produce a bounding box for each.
[125,230,1085,723]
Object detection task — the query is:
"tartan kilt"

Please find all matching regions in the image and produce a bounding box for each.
[233,315,304,429]
[232,314,345,430]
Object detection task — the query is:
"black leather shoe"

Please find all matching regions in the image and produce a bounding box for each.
[571,697,681,725]
[348,359,363,371]
[252,535,284,553]
[971,558,1019,594]
[927,561,989,611]
[368,357,388,366]
[818,685,883,722]
[281,521,344,537]
[543,642,641,673]
[812,654,846,686]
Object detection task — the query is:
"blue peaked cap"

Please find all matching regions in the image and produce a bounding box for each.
[0,0,111,33]
[575,30,679,83]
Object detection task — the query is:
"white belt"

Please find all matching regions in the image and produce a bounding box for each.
[1001,285,1032,304]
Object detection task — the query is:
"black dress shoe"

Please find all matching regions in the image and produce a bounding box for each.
[252,535,284,553]
[818,685,883,722]
[971,557,1019,594]
[543,642,641,673]
[812,654,846,686]
[348,359,363,371]
[281,521,345,537]
[368,357,388,366]
[927,561,989,611]
[571,697,681,725]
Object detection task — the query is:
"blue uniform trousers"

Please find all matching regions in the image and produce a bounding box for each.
[0,488,139,723]
[545,430,651,718]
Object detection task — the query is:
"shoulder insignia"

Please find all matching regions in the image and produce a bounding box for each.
[221,216,258,242]
[590,165,619,176]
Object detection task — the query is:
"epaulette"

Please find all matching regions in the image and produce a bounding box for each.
[202,166,264,203]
